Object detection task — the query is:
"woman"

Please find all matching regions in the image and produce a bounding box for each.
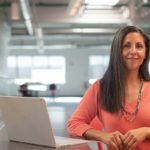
[67,26,150,150]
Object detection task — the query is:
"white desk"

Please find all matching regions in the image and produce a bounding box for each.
[6,141,99,150]
[0,118,98,150]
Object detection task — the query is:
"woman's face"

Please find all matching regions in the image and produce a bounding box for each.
[122,32,146,72]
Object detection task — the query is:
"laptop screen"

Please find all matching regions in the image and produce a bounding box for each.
[0,96,56,147]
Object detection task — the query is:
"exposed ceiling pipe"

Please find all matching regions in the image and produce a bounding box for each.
[11,0,20,20]
[19,0,33,35]
[35,27,45,54]
[67,0,83,16]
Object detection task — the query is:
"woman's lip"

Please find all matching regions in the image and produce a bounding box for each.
[127,58,138,59]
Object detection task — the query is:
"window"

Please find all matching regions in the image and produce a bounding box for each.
[17,56,32,78]
[32,56,65,84]
[7,56,66,85]
[89,55,109,84]
[33,56,48,68]
[7,56,17,78]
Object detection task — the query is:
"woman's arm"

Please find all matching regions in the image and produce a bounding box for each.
[146,127,150,140]
[124,127,150,149]
[67,81,125,149]
[67,81,100,136]
[84,128,124,150]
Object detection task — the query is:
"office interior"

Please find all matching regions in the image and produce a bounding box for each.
[0,0,150,149]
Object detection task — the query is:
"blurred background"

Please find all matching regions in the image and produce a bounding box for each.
[0,0,150,98]
[1,0,150,140]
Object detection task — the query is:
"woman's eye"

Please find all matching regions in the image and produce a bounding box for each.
[123,43,130,48]
[136,43,143,49]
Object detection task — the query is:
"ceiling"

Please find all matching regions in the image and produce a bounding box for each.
[0,0,150,53]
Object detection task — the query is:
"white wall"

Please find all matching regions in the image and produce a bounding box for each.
[8,47,110,96]
[0,23,11,95]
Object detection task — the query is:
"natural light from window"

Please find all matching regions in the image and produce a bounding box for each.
[7,56,66,85]
[89,55,109,84]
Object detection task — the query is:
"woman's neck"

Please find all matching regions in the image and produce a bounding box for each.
[124,71,141,103]
[125,71,140,86]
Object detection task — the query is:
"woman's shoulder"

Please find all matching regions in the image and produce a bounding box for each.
[144,80,150,87]
[91,80,100,88]
[142,80,150,93]
[86,80,101,94]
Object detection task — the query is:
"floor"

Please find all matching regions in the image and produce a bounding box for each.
[45,97,107,150]
[45,97,81,136]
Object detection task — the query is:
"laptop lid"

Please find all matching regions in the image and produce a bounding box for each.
[0,96,57,147]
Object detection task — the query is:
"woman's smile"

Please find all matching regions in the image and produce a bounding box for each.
[122,32,146,71]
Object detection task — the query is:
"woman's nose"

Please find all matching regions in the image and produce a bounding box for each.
[130,46,137,54]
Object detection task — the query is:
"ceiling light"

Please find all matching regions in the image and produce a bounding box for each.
[86,5,113,9]
[143,0,148,3]
[85,0,120,6]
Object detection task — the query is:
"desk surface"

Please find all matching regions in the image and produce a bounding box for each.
[0,123,98,150]
[0,104,99,150]
[0,127,99,150]
[1,140,98,150]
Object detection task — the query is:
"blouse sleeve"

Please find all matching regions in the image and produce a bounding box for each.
[67,80,101,137]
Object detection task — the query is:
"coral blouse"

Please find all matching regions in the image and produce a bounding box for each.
[67,80,150,150]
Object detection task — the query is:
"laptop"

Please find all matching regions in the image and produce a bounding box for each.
[0,96,89,148]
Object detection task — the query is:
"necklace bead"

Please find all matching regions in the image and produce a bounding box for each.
[123,79,143,122]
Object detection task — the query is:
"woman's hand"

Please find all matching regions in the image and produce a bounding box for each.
[101,131,124,150]
[124,127,150,150]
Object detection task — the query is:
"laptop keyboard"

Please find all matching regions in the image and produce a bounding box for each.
[55,136,89,147]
